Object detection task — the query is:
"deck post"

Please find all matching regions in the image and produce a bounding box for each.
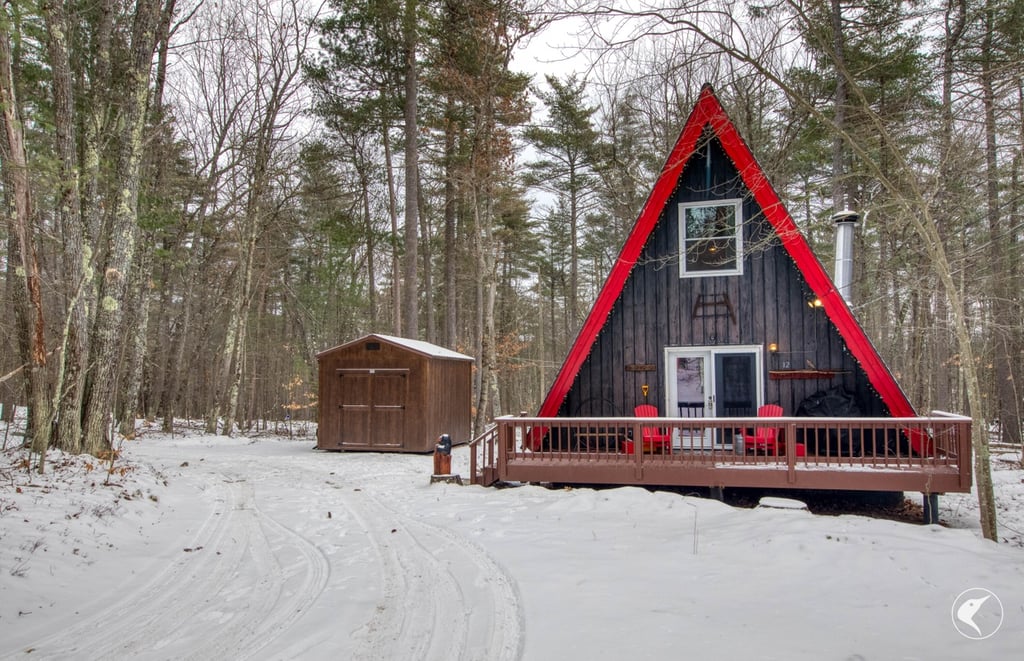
[709,485,724,502]
[922,493,940,524]
[632,422,643,480]
[786,422,798,483]
[498,423,513,482]
[958,420,972,490]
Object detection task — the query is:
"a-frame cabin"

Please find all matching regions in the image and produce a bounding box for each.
[538,84,908,437]
[471,86,971,514]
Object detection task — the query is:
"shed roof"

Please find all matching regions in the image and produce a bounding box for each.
[318,333,474,362]
[537,84,917,422]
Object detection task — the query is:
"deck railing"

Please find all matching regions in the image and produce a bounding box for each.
[469,423,499,487]
[469,412,972,494]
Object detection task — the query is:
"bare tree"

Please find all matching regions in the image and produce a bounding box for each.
[191,0,322,434]
[157,1,253,431]
[0,10,51,462]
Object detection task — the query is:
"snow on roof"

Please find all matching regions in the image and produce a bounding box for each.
[369,334,474,361]
[318,333,473,361]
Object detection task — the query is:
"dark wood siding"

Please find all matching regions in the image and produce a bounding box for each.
[561,134,888,420]
[424,357,473,447]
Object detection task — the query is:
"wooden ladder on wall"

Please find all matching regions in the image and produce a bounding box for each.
[692,293,736,324]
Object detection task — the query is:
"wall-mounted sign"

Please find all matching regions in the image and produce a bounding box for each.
[625,363,657,372]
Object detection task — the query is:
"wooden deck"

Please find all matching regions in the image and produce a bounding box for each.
[469,413,972,494]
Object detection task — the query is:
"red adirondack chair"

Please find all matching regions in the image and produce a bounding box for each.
[738,404,785,454]
[624,404,672,455]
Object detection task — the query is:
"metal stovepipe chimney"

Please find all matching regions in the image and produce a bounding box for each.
[832,210,859,305]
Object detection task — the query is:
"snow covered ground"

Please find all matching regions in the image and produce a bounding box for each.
[1,419,1022,660]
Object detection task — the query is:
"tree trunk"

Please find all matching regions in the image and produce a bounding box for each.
[42,0,90,454]
[1006,77,1024,448]
[473,86,499,434]
[126,0,175,429]
[211,220,258,436]
[443,97,458,349]
[0,19,52,463]
[81,0,163,455]
[246,283,272,431]
[360,167,378,327]
[830,0,848,213]
[980,4,1021,452]
[158,292,192,432]
[224,244,255,436]
[80,0,112,241]
[117,240,155,437]
[569,174,579,326]
[401,0,419,339]
[473,197,491,435]
[934,0,967,414]
[383,123,402,335]
[420,178,434,344]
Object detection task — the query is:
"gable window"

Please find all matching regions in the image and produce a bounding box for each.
[678,199,743,276]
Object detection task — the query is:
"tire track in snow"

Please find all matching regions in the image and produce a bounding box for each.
[378,501,525,661]
[335,482,524,661]
[2,475,243,659]
[232,501,331,658]
[6,472,330,660]
[178,474,332,660]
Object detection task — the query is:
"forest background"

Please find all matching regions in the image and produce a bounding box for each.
[1,0,1021,492]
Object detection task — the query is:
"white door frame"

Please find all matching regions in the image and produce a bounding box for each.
[663,345,764,449]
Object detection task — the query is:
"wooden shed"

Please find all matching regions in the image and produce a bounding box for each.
[316,334,473,453]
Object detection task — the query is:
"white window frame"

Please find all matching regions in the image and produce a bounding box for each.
[678,199,744,277]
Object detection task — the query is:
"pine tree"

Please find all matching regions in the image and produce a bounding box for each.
[523,74,600,328]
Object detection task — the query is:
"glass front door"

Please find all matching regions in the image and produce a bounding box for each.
[665,346,762,449]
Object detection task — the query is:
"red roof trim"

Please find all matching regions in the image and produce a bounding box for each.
[537,85,916,425]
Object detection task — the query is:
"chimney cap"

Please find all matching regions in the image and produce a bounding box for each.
[831,209,860,224]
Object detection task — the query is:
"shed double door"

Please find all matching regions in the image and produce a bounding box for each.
[336,368,408,448]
